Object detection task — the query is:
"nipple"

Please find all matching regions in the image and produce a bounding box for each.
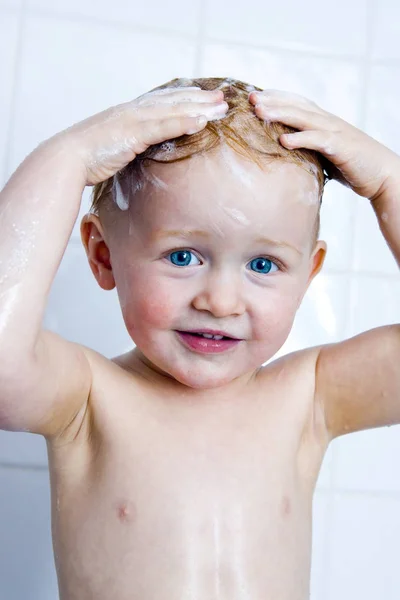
[115,499,137,523]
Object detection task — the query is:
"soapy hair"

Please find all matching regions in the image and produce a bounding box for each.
[90,77,332,243]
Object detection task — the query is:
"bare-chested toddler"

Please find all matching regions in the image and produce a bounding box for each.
[1,76,400,600]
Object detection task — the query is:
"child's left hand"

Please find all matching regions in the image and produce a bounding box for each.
[249,89,400,202]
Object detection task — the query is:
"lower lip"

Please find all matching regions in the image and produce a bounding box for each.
[175,331,241,354]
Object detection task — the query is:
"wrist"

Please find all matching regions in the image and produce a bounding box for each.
[36,132,88,189]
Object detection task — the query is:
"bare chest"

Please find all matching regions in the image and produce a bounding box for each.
[47,371,324,600]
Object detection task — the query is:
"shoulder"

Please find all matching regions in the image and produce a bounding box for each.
[256,346,330,447]
[256,345,320,390]
[53,346,142,446]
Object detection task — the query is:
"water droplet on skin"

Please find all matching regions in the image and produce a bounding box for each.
[381,212,389,222]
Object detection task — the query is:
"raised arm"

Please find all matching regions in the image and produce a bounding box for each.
[248,89,400,438]
[315,177,400,438]
[0,87,228,438]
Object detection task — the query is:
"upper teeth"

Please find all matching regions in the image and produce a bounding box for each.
[200,333,224,340]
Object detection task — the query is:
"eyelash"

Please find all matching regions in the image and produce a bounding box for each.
[163,248,286,273]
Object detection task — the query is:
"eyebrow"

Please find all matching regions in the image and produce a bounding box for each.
[152,229,302,256]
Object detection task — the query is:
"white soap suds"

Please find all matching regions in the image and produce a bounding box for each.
[160,141,176,153]
[113,175,129,211]
[217,134,254,189]
[135,86,202,106]
[146,172,168,190]
[221,206,250,225]
[214,77,235,90]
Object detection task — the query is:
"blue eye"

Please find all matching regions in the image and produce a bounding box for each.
[167,250,201,267]
[249,257,279,274]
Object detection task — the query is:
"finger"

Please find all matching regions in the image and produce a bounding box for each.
[133,114,209,152]
[279,130,338,155]
[137,88,224,106]
[254,102,332,132]
[136,100,229,122]
[249,89,320,110]
[279,130,349,185]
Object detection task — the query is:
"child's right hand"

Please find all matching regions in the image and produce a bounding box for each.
[57,87,228,186]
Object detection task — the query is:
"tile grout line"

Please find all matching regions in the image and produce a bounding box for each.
[2,0,26,184]
[0,461,48,472]
[25,5,198,42]
[193,0,207,77]
[24,5,373,65]
[323,2,378,598]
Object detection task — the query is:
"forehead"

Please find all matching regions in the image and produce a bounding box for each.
[130,148,319,247]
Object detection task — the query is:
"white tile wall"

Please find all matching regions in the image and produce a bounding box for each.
[275,273,350,360]
[199,43,363,124]
[328,493,400,600]
[0,0,22,8]
[372,0,400,60]
[0,467,58,599]
[310,491,331,598]
[1,0,400,599]
[7,12,197,177]
[203,0,368,57]
[26,0,201,35]
[0,10,19,186]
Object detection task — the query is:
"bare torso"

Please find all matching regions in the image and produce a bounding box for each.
[46,348,330,600]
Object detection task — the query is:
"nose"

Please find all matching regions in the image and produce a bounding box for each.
[191,269,246,317]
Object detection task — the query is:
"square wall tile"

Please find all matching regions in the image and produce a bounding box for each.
[372,0,400,60]
[315,443,334,490]
[200,43,363,125]
[365,65,400,155]
[327,493,400,600]
[353,196,399,276]
[0,429,48,466]
[310,491,331,600]
[27,0,200,35]
[272,274,350,363]
[320,182,357,272]
[0,0,22,8]
[43,242,133,358]
[0,10,19,187]
[332,426,400,493]
[7,13,196,176]
[0,467,58,600]
[349,275,400,335]
[204,0,367,57]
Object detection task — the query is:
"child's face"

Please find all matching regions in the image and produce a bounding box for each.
[89,147,326,390]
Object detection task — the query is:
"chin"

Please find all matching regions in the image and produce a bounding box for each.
[164,362,248,390]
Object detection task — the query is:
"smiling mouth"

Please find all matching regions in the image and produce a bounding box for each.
[176,331,235,340]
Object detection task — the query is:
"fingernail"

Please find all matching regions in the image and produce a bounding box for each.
[186,115,207,134]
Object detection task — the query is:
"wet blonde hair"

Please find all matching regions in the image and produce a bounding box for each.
[90,77,332,243]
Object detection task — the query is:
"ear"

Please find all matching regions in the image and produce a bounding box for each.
[80,213,116,291]
[307,240,327,285]
[296,240,327,308]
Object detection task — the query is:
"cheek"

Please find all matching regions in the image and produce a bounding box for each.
[253,288,300,338]
[126,277,178,330]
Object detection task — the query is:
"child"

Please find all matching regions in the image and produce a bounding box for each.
[0,76,399,600]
